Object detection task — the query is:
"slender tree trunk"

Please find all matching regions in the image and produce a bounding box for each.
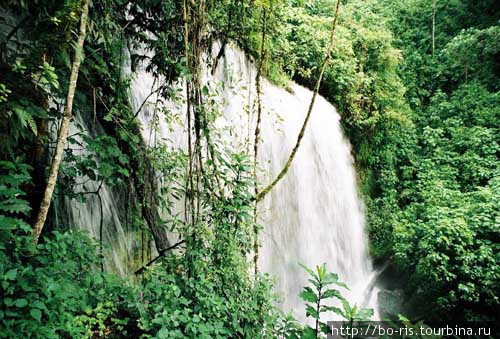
[256,0,341,202]
[33,0,90,243]
[314,285,322,338]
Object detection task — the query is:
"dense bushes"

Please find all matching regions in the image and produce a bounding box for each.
[0,228,278,338]
[378,0,500,322]
[1,222,382,339]
[137,259,279,338]
[0,230,138,338]
[392,83,500,320]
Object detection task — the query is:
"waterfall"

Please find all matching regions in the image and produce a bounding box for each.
[53,109,139,276]
[129,42,379,318]
[219,44,378,319]
[58,41,377,317]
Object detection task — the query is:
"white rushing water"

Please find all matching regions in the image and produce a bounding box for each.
[59,41,377,317]
[128,42,379,318]
[53,112,136,276]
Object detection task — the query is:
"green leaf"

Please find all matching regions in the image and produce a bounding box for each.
[341,299,351,315]
[305,304,319,319]
[13,107,37,135]
[299,264,317,281]
[32,301,45,309]
[158,328,169,339]
[323,272,339,284]
[354,308,374,321]
[0,199,31,214]
[15,299,28,308]
[299,287,317,303]
[30,309,42,321]
[4,269,17,280]
[322,288,343,300]
[316,264,326,281]
[321,305,343,316]
[301,327,317,339]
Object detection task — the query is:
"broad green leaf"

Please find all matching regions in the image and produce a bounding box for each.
[4,269,17,280]
[299,287,317,303]
[15,299,28,308]
[30,309,42,321]
[305,304,319,319]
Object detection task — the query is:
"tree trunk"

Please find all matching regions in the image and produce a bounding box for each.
[33,0,90,243]
[256,0,341,202]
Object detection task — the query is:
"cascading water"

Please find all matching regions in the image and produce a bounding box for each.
[218,44,378,319]
[128,42,379,318]
[53,110,139,276]
[59,40,377,317]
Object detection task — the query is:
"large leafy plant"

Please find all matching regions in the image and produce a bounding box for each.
[298,264,373,339]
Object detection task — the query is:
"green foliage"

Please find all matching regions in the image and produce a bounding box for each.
[1,0,498,332]
[134,147,282,338]
[0,83,11,103]
[248,0,410,129]
[137,263,278,339]
[393,90,500,319]
[0,0,85,159]
[246,0,500,324]
[61,133,131,193]
[33,61,60,92]
[0,230,138,339]
[0,161,32,232]
[440,25,500,90]
[0,151,282,338]
[373,0,500,322]
[297,264,373,339]
[69,301,133,339]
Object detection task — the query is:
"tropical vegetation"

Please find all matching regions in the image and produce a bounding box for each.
[0,0,498,337]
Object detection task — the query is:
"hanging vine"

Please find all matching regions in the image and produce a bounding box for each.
[182,0,213,277]
[255,0,342,203]
[252,3,269,275]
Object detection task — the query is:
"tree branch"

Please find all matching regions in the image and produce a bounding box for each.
[134,239,186,275]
